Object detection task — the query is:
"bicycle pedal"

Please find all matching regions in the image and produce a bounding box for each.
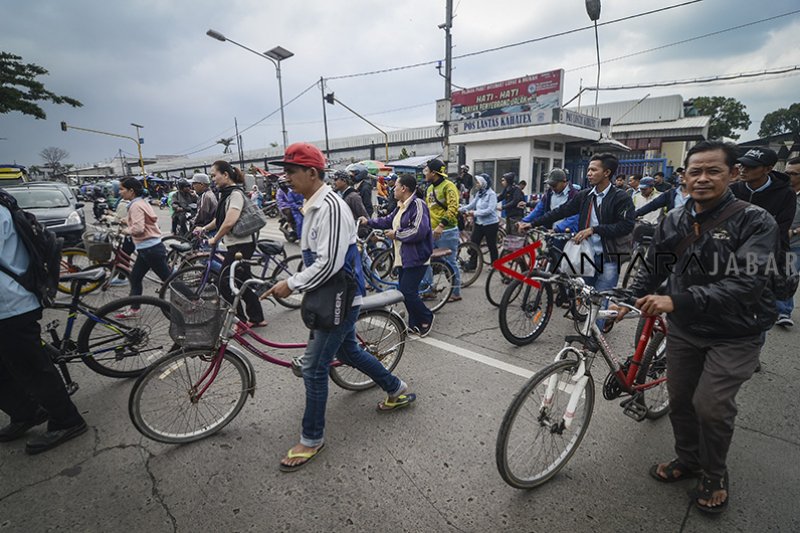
[66,382,80,396]
[620,396,647,422]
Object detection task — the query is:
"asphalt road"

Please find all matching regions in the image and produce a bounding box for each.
[1,205,798,532]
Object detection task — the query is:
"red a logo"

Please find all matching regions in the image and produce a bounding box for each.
[492,240,542,288]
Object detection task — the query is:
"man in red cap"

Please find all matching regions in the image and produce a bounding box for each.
[264,143,415,472]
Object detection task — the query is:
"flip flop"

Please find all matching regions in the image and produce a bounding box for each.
[447,295,463,303]
[377,393,417,412]
[649,458,701,483]
[248,321,269,328]
[279,443,325,473]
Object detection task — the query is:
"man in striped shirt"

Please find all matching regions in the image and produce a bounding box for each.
[265,143,416,472]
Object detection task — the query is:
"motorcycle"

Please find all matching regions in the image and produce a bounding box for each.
[262,200,280,219]
[278,210,299,243]
[172,203,198,238]
[92,196,109,221]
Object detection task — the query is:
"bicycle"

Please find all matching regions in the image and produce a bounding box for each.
[159,239,304,309]
[360,229,455,312]
[498,229,587,346]
[495,273,669,489]
[128,255,409,444]
[455,214,484,288]
[484,232,533,307]
[45,268,175,395]
[620,220,656,289]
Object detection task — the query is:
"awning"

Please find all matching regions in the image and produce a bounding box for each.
[387,154,441,169]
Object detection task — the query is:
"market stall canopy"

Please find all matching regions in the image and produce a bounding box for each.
[356,160,392,175]
[386,154,442,172]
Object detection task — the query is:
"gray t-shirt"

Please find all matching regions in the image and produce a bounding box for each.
[222,189,255,246]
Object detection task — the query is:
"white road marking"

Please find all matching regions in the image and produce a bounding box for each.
[415,336,534,378]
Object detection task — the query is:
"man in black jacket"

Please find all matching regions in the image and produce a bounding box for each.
[622,140,778,514]
[529,153,634,293]
[496,172,525,234]
[333,171,369,221]
[730,147,797,327]
[349,165,374,217]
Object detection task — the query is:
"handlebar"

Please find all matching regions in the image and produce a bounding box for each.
[227,255,270,297]
[356,227,385,245]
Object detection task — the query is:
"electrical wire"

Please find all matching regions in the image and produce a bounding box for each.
[325,0,702,80]
[585,64,800,91]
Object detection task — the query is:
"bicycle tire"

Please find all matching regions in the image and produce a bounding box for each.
[369,249,397,289]
[457,241,483,288]
[329,309,406,391]
[496,359,595,489]
[423,260,454,312]
[498,279,553,346]
[77,296,175,378]
[59,248,104,295]
[129,348,250,444]
[636,331,669,420]
[270,254,305,309]
[485,258,527,307]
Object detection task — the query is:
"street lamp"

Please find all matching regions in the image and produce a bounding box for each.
[131,122,145,175]
[206,29,293,149]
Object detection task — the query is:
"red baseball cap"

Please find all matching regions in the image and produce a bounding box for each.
[271,142,327,169]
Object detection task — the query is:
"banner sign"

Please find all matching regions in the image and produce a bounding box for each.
[560,109,600,130]
[450,69,564,134]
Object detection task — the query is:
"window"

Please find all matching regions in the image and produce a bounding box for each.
[553,159,563,170]
[473,159,521,190]
[534,140,551,151]
[533,157,550,193]
[554,142,564,152]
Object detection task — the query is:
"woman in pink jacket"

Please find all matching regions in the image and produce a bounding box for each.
[116,177,172,318]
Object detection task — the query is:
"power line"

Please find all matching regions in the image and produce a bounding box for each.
[325,0,702,80]
[586,64,800,91]
[566,9,800,73]
[249,101,435,128]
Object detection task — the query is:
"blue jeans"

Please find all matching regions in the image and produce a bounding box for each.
[398,265,434,330]
[424,227,461,297]
[299,305,403,447]
[583,254,620,329]
[776,247,800,317]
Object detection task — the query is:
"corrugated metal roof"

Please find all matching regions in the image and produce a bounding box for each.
[567,94,684,125]
[612,116,709,133]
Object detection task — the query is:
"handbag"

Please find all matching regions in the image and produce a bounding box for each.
[559,239,597,277]
[301,270,357,330]
[230,190,268,238]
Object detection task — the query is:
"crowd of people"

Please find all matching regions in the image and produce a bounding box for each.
[2,139,798,517]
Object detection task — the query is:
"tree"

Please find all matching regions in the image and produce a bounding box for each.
[688,96,751,140]
[216,137,235,154]
[0,52,82,119]
[759,103,800,138]
[40,146,69,178]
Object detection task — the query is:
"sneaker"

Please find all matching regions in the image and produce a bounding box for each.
[114,308,140,320]
[108,277,129,287]
[417,315,435,338]
[776,314,794,327]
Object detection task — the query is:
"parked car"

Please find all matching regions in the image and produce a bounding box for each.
[0,165,29,185]
[2,183,86,246]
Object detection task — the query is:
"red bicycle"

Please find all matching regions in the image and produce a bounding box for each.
[496,272,668,489]
[128,255,408,444]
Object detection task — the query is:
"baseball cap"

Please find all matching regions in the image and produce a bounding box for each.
[639,176,655,189]
[190,173,210,185]
[425,159,448,177]
[386,173,398,182]
[271,142,327,169]
[546,168,567,184]
[737,148,778,168]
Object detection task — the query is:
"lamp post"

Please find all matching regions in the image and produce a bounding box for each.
[206,29,293,150]
[585,0,602,111]
[131,122,145,175]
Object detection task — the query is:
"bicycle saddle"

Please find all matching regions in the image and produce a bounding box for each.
[169,242,193,253]
[60,268,106,282]
[257,240,284,257]
[360,289,404,312]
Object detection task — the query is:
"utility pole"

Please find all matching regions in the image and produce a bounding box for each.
[234,117,244,170]
[320,77,331,159]
[443,0,454,168]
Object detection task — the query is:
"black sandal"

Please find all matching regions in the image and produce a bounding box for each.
[692,472,729,514]
[649,458,701,483]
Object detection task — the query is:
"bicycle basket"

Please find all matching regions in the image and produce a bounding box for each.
[503,235,526,251]
[168,280,224,348]
[82,231,114,262]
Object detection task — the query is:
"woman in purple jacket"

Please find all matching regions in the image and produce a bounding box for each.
[359,174,435,336]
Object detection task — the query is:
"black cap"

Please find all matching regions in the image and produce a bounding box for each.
[426,159,447,177]
[546,169,567,184]
[738,147,778,168]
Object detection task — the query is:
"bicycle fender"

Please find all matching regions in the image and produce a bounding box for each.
[224,345,257,398]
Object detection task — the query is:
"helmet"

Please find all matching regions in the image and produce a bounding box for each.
[386,172,398,182]
[177,178,190,189]
[333,169,350,182]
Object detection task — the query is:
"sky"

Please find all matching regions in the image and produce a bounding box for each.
[2,0,799,169]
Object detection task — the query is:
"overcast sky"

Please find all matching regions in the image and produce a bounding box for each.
[2,0,799,169]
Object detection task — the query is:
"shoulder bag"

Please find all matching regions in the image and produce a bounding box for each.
[301,269,357,330]
[230,189,268,238]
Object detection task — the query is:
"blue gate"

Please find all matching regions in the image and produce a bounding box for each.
[567,156,669,189]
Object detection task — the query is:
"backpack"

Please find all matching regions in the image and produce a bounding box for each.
[0,189,63,307]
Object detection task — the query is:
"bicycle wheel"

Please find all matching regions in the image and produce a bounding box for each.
[496,359,595,489]
[158,265,211,300]
[636,331,669,420]
[77,296,175,378]
[485,258,527,307]
[370,249,397,289]
[269,254,305,309]
[421,261,454,312]
[59,248,104,294]
[498,279,553,346]
[129,348,250,444]
[457,241,483,288]
[329,309,406,391]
